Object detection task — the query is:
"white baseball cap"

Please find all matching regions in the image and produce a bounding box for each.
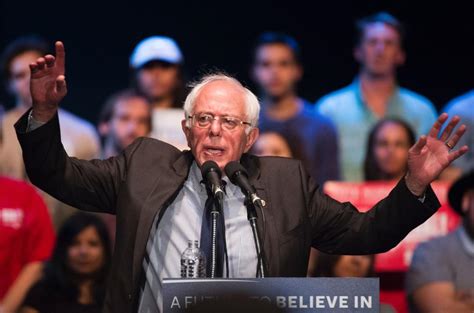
[130,36,183,69]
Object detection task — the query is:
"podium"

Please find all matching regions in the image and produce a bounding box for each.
[163,278,379,312]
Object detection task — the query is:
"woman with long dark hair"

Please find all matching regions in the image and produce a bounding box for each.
[20,213,111,313]
[364,118,416,181]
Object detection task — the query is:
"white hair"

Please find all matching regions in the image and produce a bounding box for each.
[183,73,260,134]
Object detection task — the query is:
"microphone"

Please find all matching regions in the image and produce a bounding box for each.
[225,161,267,278]
[224,161,265,208]
[201,160,225,200]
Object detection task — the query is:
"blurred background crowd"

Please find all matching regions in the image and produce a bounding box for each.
[0,1,473,312]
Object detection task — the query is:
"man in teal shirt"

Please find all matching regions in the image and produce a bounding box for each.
[316,12,437,181]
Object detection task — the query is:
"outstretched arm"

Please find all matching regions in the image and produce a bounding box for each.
[16,41,124,214]
[308,114,468,254]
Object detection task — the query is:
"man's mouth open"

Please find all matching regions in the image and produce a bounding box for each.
[203,146,225,157]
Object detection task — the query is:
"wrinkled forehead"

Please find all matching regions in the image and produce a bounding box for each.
[193,80,247,117]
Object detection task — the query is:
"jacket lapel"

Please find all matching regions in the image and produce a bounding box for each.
[131,152,279,296]
[241,154,279,276]
[131,151,194,293]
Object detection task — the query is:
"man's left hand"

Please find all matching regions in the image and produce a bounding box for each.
[405,113,468,196]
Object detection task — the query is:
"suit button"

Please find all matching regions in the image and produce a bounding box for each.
[128,294,132,301]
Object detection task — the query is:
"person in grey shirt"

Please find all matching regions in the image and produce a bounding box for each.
[406,171,474,313]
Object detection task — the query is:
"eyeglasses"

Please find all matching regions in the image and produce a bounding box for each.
[188,113,252,131]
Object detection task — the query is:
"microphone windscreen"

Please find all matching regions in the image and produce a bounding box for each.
[201,160,221,178]
[224,161,248,183]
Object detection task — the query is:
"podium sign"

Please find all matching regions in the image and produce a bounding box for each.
[163,278,379,312]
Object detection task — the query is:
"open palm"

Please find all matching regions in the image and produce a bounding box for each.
[406,114,468,194]
[30,41,67,115]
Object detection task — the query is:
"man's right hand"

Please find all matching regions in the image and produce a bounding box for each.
[29,41,67,122]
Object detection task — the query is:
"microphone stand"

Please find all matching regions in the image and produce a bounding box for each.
[244,197,267,278]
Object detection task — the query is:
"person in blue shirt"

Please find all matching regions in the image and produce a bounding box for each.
[439,90,474,181]
[316,12,438,182]
[251,32,340,186]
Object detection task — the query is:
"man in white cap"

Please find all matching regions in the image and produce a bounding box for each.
[130,36,188,150]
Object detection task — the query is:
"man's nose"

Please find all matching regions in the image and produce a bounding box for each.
[209,118,222,136]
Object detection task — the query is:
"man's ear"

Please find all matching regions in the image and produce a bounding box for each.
[244,127,260,152]
[181,119,192,149]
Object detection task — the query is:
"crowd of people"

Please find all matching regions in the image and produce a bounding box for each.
[0,11,472,313]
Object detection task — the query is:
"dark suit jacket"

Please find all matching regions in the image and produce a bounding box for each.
[15,111,440,313]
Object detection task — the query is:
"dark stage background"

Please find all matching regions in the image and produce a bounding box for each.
[1,0,473,124]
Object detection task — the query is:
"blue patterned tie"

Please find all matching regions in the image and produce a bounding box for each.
[199,186,226,277]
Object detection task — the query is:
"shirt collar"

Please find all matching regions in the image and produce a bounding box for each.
[352,76,402,114]
[187,161,242,199]
[187,161,207,196]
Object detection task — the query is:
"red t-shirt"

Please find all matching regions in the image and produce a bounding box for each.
[0,177,55,298]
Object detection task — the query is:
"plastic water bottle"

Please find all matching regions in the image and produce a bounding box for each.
[180,240,206,278]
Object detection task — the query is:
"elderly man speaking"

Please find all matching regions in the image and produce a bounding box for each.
[15,42,468,313]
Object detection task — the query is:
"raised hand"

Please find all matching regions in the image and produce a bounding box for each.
[29,41,67,122]
[405,113,469,195]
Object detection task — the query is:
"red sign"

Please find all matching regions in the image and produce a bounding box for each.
[323,180,460,271]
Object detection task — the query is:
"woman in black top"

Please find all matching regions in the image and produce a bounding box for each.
[21,213,112,313]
